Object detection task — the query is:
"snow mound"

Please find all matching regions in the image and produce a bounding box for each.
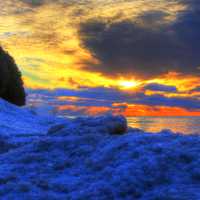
[0,130,200,199]
[0,99,200,199]
[48,115,128,136]
[0,99,60,136]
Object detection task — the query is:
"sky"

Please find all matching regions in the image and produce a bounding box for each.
[1,0,200,116]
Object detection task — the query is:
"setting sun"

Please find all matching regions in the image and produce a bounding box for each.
[118,80,140,89]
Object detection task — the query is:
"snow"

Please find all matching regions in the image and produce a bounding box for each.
[0,99,200,199]
[0,99,59,136]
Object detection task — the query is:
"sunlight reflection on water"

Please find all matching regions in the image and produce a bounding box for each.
[127,116,200,134]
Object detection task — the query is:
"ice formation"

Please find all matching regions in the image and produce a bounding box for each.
[0,99,200,199]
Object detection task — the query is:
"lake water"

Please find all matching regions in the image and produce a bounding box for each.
[127,116,200,134]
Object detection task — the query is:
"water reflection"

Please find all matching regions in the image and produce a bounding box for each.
[127,116,200,134]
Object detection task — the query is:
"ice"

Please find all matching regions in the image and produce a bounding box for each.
[0,99,62,136]
[0,99,200,199]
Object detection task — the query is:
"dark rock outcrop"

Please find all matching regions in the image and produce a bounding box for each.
[0,46,25,106]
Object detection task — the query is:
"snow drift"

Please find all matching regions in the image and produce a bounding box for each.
[0,99,59,136]
[0,99,200,199]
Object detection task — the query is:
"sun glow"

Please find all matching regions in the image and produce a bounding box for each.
[118,80,140,89]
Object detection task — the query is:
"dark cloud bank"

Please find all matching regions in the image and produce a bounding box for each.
[28,86,200,111]
[144,83,178,93]
[79,0,200,79]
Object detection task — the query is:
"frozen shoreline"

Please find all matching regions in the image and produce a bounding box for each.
[0,99,200,199]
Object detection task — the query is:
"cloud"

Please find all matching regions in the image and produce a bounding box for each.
[191,86,200,92]
[144,83,178,93]
[2,0,200,91]
[132,93,200,110]
[20,0,45,7]
[79,1,200,79]
[18,0,90,9]
[135,10,171,27]
[27,87,200,113]
[27,87,127,116]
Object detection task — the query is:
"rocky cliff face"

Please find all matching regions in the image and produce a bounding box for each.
[0,46,25,106]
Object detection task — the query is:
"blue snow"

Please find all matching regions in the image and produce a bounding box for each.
[0,99,200,199]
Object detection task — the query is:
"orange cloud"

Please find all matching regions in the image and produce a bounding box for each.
[58,105,121,116]
[123,104,200,117]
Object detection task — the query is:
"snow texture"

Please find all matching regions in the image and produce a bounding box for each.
[0,99,200,199]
